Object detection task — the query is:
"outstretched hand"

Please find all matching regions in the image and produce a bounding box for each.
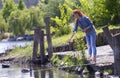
[68,38,71,43]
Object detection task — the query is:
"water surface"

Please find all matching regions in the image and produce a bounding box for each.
[0,64,90,78]
[0,41,32,53]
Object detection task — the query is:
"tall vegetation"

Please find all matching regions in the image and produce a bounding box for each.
[105,0,120,24]
[0,0,120,37]
[2,0,17,22]
[18,0,26,10]
[1,0,45,36]
[51,3,72,36]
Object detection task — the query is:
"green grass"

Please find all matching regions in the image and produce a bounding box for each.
[6,45,33,59]
[52,31,84,46]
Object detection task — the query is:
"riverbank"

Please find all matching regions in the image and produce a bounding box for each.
[0,41,117,77]
[0,45,114,70]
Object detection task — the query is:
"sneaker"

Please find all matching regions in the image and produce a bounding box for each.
[87,55,92,61]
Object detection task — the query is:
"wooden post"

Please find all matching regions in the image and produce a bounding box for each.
[32,28,40,60]
[44,17,53,59]
[102,25,113,49]
[112,33,120,77]
[39,30,45,64]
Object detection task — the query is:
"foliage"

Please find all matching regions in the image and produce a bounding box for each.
[51,3,72,36]
[45,0,64,17]
[51,54,61,66]
[0,1,45,36]
[105,0,120,25]
[51,54,85,67]
[0,11,8,32]
[0,0,120,37]
[73,37,86,64]
[29,6,45,29]
[51,36,87,67]
[62,54,84,66]
[8,9,30,36]
[2,0,17,22]
[18,0,26,10]
[104,69,113,75]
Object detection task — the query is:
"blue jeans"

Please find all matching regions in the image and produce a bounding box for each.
[86,33,96,56]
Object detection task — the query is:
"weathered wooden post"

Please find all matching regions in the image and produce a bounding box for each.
[102,25,113,49]
[32,28,40,60]
[112,33,120,77]
[102,26,120,76]
[44,17,53,59]
[39,30,45,64]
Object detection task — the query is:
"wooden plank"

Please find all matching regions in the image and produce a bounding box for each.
[44,17,53,59]
[32,28,40,60]
[102,25,113,49]
[40,30,45,64]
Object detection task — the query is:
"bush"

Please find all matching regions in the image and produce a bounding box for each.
[54,25,71,37]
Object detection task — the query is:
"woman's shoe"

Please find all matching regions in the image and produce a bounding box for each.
[92,56,96,62]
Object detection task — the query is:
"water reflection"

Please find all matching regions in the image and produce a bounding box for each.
[0,41,32,53]
[0,64,94,78]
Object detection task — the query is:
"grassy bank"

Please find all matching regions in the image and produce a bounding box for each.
[0,25,119,62]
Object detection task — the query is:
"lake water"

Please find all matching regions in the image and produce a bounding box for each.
[0,41,92,78]
[0,41,32,53]
[0,64,91,78]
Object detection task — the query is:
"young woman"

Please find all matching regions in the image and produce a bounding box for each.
[68,9,97,62]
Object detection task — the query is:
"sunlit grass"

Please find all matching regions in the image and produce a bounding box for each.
[52,31,84,47]
[6,45,33,59]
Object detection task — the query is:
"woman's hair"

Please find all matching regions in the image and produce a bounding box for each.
[72,9,85,17]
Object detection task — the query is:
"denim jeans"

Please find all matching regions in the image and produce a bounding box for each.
[86,32,96,56]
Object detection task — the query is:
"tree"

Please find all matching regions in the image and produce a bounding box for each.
[51,2,72,36]
[2,0,17,22]
[65,0,109,26]
[29,6,45,29]
[45,0,64,17]
[0,11,8,33]
[105,0,120,24]
[18,0,26,10]
[8,9,30,36]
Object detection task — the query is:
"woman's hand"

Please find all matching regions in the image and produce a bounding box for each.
[68,38,71,43]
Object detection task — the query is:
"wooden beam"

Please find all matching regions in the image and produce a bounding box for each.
[112,33,120,77]
[102,25,113,49]
[32,28,40,60]
[40,30,45,64]
[44,17,53,59]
